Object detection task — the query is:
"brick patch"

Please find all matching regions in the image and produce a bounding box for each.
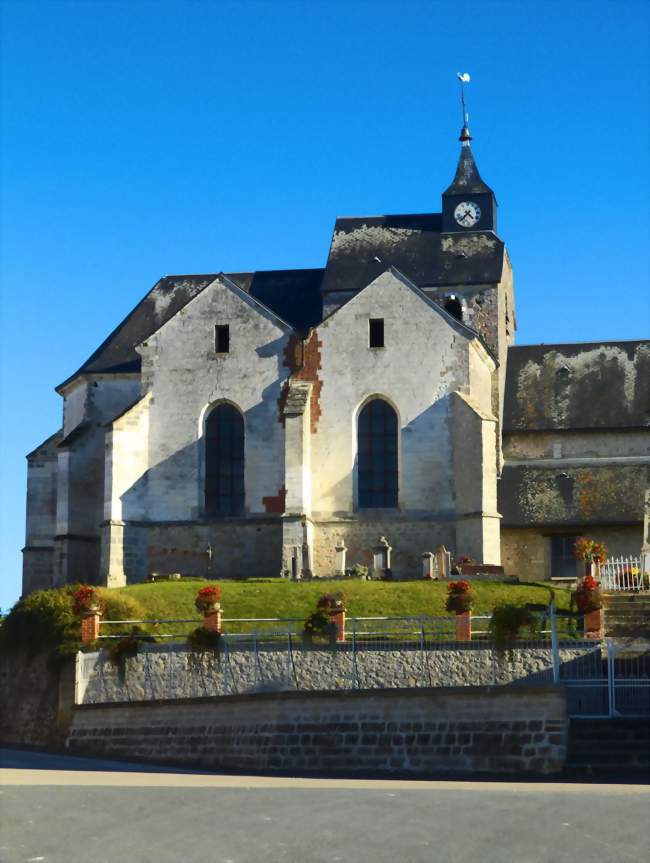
[279,332,323,433]
[262,487,287,514]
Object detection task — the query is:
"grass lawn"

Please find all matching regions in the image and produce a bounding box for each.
[102,578,573,637]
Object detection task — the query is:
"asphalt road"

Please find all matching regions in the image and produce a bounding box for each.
[1,749,649,863]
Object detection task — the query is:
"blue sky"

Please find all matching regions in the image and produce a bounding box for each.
[1,0,648,609]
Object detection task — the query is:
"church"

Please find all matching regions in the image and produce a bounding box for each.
[22,120,649,593]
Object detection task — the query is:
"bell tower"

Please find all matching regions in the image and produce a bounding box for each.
[442,74,497,234]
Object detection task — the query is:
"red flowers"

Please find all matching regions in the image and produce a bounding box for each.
[574,537,608,564]
[446,580,474,614]
[72,585,102,615]
[316,592,345,611]
[195,585,222,613]
[573,575,602,613]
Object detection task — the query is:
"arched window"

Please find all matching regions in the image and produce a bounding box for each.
[444,297,463,322]
[205,404,245,516]
[357,399,398,508]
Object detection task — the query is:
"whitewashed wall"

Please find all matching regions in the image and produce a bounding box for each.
[311,269,489,517]
[138,277,291,521]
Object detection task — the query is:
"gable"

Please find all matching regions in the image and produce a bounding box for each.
[57,269,323,392]
[138,274,293,352]
[321,266,493,354]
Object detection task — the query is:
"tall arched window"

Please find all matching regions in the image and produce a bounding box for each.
[205,404,245,516]
[357,398,398,508]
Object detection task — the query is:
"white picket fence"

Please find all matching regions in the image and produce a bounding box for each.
[597,556,645,592]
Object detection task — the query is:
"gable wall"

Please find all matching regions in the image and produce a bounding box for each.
[139,280,291,521]
[312,271,475,517]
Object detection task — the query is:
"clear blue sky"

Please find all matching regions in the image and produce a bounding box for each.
[1,0,648,609]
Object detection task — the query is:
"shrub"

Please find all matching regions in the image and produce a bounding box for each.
[303,610,337,645]
[0,588,79,657]
[349,564,368,579]
[488,604,539,656]
[107,631,142,682]
[187,626,221,655]
[97,591,147,637]
[445,580,474,614]
[71,585,103,615]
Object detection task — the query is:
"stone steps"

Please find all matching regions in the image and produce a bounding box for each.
[603,593,650,638]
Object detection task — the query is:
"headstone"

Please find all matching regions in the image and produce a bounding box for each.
[335,540,347,576]
[421,552,436,580]
[373,536,392,579]
[437,544,449,579]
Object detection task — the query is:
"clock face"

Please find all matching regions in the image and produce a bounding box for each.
[454,201,481,227]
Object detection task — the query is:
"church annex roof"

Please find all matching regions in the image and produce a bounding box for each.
[57,268,324,391]
[320,213,504,296]
[503,340,650,432]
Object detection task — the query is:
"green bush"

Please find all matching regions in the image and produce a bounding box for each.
[0,587,79,656]
[97,590,147,636]
[488,603,540,657]
[186,626,221,654]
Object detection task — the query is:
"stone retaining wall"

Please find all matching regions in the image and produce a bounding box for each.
[76,642,594,705]
[67,686,567,775]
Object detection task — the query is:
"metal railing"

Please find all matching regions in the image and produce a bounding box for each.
[597,556,646,592]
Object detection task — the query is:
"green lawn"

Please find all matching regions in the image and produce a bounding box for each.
[102,578,572,637]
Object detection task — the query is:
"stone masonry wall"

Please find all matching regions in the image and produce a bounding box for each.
[67,686,567,775]
[77,643,591,705]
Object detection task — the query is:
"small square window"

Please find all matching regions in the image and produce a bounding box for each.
[215,324,230,354]
[369,318,384,348]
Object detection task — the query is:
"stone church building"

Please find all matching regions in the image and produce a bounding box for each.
[23,125,649,593]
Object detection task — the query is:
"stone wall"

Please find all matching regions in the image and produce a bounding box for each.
[67,686,567,775]
[502,525,643,581]
[76,643,591,705]
[107,518,284,582]
[312,518,454,578]
[0,649,75,747]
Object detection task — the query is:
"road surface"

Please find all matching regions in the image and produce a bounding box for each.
[1,748,649,863]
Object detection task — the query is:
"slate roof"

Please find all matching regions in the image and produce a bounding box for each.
[503,340,650,432]
[499,463,648,527]
[57,269,324,391]
[443,143,494,196]
[320,214,504,296]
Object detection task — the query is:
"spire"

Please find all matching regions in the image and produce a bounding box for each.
[443,141,493,196]
[444,71,493,195]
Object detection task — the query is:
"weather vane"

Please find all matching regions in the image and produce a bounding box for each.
[457,72,471,125]
[457,72,471,141]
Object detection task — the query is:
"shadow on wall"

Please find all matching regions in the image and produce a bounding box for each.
[118,392,286,582]
[323,397,456,517]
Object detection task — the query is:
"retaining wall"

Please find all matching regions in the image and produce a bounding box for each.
[76,642,594,705]
[67,685,567,775]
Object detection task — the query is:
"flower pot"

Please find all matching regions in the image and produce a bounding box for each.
[584,608,603,640]
[328,607,346,642]
[455,610,471,642]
